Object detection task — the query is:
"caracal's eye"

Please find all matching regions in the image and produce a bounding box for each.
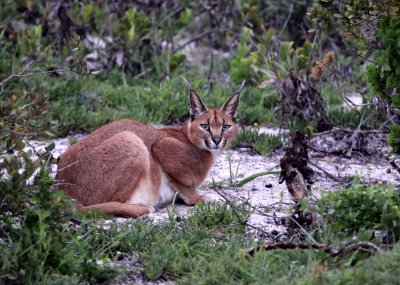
[222,124,231,131]
[201,124,210,131]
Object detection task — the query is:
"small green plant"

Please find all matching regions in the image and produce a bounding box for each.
[226,152,242,186]
[388,124,400,154]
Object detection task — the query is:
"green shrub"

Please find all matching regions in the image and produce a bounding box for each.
[310,0,400,151]
[230,27,259,85]
[316,180,400,244]
[0,65,115,284]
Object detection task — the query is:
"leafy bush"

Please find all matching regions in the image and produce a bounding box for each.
[0,1,189,78]
[309,0,400,150]
[0,65,115,283]
[0,0,257,80]
[230,27,259,85]
[366,17,400,153]
[316,180,400,244]
[365,17,400,105]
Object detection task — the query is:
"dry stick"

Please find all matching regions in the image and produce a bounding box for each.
[311,128,384,137]
[0,60,85,90]
[133,67,152,79]
[217,190,282,219]
[53,160,80,173]
[388,155,400,163]
[17,68,84,77]
[172,29,216,53]
[308,113,374,158]
[278,2,294,37]
[23,139,47,161]
[389,160,400,175]
[246,241,380,257]
[51,181,76,188]
[308,160,344,183]
[0,60,35,87]
[345,107,373,156]
[322,67,356,109]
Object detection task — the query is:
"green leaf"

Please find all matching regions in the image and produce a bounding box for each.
[304,125,314,136]
[169,53,186,72]
[44,131,55,137]
[179,8,192,25]
[236,171,280,187]
[279,42,294,61]
[45,143,55,152]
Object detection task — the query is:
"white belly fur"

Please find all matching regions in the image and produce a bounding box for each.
[156,172,176,207]
[126,171,175,210]
[126,177,156,212]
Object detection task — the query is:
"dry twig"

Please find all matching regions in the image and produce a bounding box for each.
[212,188,275,239]
[307,160,345,183]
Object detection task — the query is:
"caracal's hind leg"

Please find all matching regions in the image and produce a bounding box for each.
[59,131,157,211]
[77,202,152,218]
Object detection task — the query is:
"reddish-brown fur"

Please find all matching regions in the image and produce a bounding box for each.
[55,88,241,218]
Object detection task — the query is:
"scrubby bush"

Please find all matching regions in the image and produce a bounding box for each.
[316,180,400,244]
[309,0,400,151]
[0,65,115,283]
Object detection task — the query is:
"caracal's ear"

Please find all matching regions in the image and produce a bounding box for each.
[220,80,245,119]
[182,76,208,120]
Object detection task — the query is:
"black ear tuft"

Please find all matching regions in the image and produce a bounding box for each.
[189,89,208,120]
[182,77,208,120]
[220,92,240,119]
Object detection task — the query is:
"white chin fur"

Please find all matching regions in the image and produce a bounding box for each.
[202,140,224,160]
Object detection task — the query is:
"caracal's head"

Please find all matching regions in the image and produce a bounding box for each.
[186,86,241,154]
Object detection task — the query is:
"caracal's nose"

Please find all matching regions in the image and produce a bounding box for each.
[212,136,221,146]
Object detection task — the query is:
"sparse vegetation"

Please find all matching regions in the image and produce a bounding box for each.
[232,129,283,156]
[1,0,400,284]
[315,180,400,244]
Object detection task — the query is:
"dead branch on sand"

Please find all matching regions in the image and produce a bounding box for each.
[278,131,313,202]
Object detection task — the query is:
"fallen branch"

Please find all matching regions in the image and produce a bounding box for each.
[311,128,385,137]
[246,241,380,257]
[389,159,400,175]
[308,160,346,183]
